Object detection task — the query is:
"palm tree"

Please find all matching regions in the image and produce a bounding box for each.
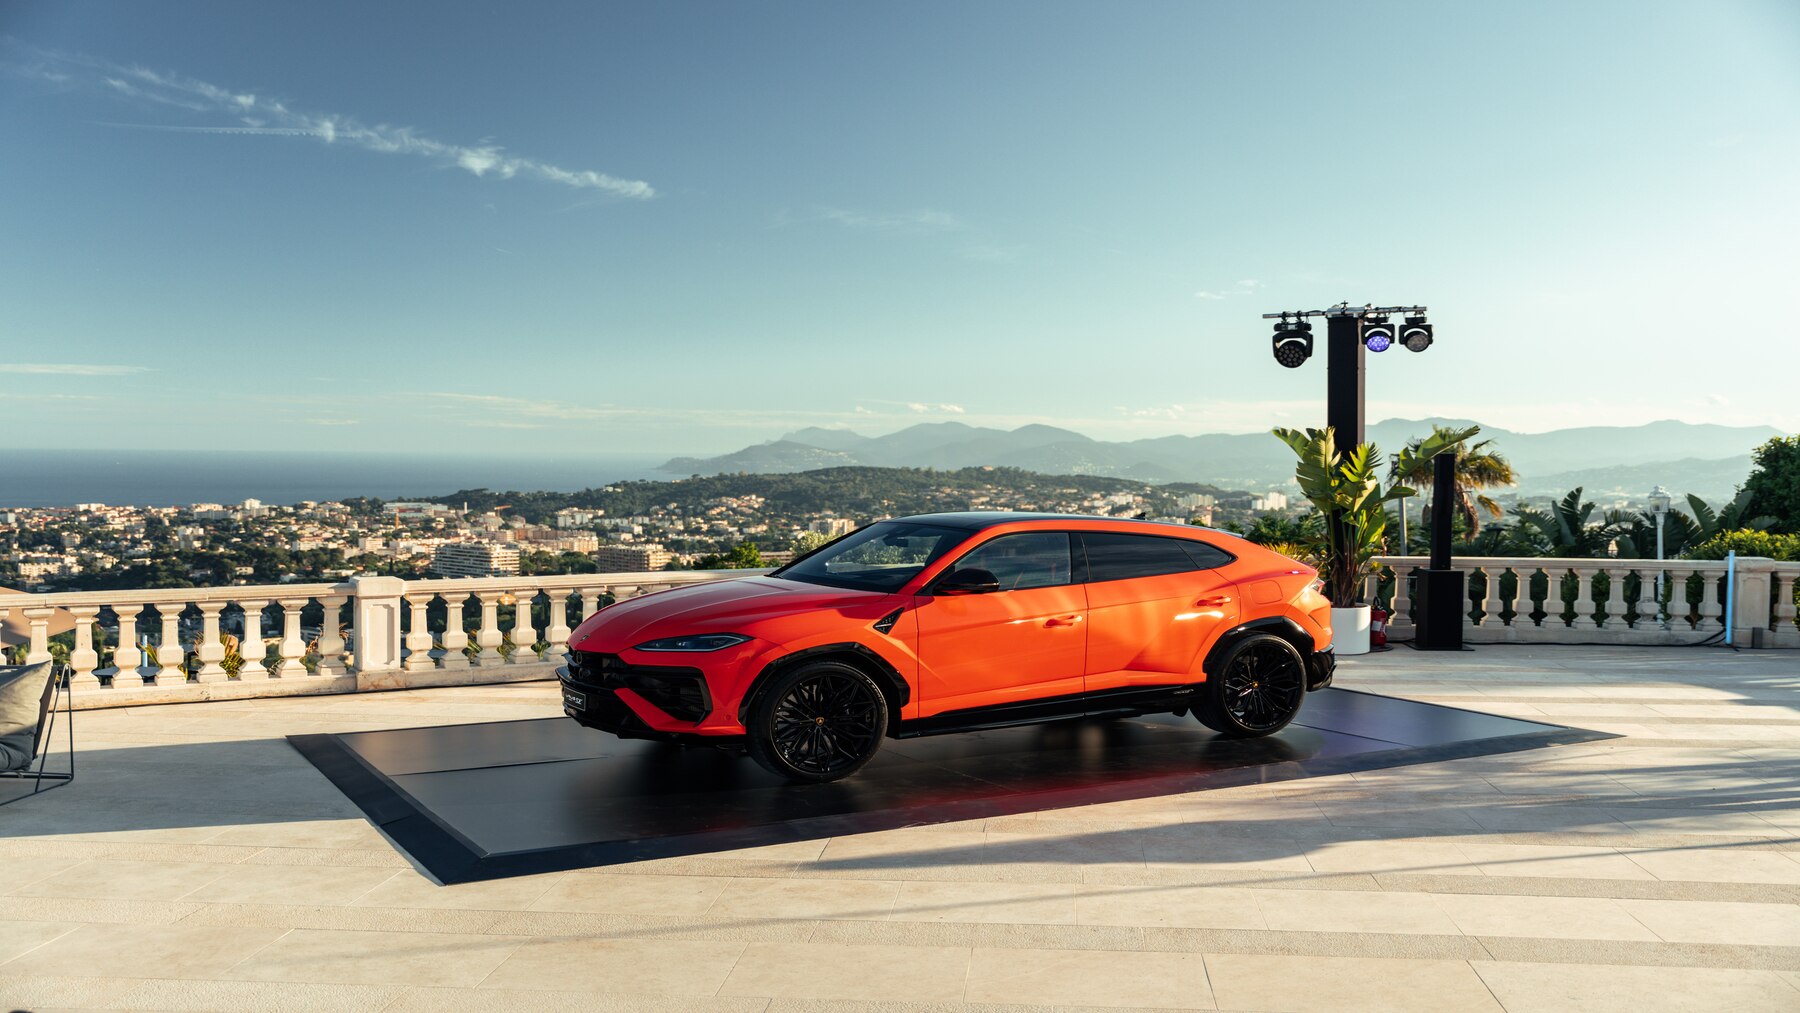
[1512,487,1632,557]
[1390,426,1517,539]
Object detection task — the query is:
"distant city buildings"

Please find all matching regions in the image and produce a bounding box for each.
[1251,491,1290,512]
[808,517,856,537]
[430,542,521,578]
[594,543,673,573]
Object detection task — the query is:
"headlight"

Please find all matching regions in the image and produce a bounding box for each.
[632,633,752,652]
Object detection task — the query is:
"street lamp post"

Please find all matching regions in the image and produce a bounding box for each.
[1649,485,1671,629]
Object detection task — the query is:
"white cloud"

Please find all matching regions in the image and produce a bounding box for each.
[906,402,965,414]
[304,418,360,426]
[16,45,652,198]
[819,208,964,234]
[1194,278,1262,300]
[0,363,150,376]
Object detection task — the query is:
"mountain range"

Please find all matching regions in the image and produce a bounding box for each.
[662,419,1785,501]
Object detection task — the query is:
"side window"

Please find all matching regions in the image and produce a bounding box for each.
[1180,539,1236,570]
[940,532,1073,591]
[1080,532,1211,582]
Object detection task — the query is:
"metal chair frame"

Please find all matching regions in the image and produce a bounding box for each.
[0,666,74,806]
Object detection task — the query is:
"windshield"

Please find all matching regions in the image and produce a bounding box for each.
[772,521,970,592]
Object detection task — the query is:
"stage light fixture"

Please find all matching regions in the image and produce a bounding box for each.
[1361,316,1395,353]
[1271,316,1313,368]
[1400,315,1434,352]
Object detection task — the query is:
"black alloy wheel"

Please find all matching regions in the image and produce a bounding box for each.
[746,661,888,782]
[1194,633,1307,737]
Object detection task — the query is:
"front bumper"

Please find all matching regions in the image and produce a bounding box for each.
[1306,647,1335,691]
[559,650,719,741]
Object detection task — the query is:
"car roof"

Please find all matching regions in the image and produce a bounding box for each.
[889,511,1243,538]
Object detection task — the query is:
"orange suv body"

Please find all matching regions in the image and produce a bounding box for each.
[561,513,1335,780]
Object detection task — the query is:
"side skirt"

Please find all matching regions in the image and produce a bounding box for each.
[896,683,1199,739]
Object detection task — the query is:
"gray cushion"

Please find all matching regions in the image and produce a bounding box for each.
[0,662,55,771]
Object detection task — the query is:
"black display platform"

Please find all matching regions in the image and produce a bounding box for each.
[290,688,1611,884]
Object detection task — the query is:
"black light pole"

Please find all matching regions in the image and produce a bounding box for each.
[1415,450,1466,651]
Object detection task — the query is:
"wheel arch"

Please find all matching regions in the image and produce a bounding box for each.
[737,643,911,736]
[1202,617,1315,681]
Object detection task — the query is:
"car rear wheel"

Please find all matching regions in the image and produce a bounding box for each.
[746,661,889,783]
[1195,633,1306,737]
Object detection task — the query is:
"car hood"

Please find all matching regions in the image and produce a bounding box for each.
[570,575,893,650]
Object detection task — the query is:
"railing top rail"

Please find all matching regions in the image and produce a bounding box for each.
[0,582,347,610]
[1373,555,1739,570]
[397,569,774,594]
[0,568,776,611]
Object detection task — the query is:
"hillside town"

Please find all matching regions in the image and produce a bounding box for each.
[0,473,1236,591]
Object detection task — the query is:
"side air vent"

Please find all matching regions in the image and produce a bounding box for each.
[872,608,903,635]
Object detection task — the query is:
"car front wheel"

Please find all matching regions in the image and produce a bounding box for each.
[1194,633,1307,737]
[746,661,889,783]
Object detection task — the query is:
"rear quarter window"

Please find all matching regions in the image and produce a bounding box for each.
[1081,532,1230,583]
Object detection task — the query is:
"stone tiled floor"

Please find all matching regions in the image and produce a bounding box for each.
[1,645,1797,1012]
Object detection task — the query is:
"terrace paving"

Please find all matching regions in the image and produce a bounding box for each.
[1,644,1796,1012]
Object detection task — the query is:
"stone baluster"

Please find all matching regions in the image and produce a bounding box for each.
[236,599,269,679]
[1569,567,1596,629]
[404,594,437,672]
[1388,572,1411,631]
[111,604,144,685]
[1696,568,1724,632]
[578,586,609,629]
[1498,566,1522,627]
[508,589,540,663]
[1774,571,1798,636]
[438,593,471,670]
[21,607,55,667]
[65,606,101,687]
[315,594,349,676]
[1595,567,1625,629]
[473,592,504,665]
[545,591,572,663]
[194,601,228,681]
[154,602,187,682]
[1479,566,1505,627]
[275,598,310,677]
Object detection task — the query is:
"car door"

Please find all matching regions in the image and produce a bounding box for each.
[1079,531,1240,697]
[912,530,1087,717]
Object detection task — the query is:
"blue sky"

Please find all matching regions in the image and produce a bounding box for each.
[3,1,1797,458]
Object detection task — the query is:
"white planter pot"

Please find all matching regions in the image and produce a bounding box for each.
[1331,605,1372,656]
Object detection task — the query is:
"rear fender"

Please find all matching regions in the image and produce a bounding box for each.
[1202,617,1329,690]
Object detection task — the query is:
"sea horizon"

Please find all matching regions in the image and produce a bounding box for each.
[0,449,678,509]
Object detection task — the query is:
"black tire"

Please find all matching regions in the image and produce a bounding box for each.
[746,661,889,783]
[1194,633,1307,737]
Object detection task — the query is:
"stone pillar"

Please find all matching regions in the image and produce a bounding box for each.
[348,576,406,674]
[111,604,143,685]
[1730,557,1775,647]
[275,598,309,677]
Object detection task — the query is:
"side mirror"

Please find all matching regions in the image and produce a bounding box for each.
[935,568,1000,596]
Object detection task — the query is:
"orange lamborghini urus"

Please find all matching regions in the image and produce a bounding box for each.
[560,513,1336,782]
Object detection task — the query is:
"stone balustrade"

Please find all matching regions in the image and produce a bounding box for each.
[1367,555,1800,648]
[0,569,771,709]
[5,556,1794,711]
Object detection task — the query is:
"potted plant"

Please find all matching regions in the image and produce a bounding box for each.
[1272,424,1476,654]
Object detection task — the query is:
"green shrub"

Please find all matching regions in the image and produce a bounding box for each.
[1685,529,1800,562]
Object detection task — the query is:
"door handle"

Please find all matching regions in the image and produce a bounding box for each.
[1195,595,1233,607]
[1044,615,1082,628]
